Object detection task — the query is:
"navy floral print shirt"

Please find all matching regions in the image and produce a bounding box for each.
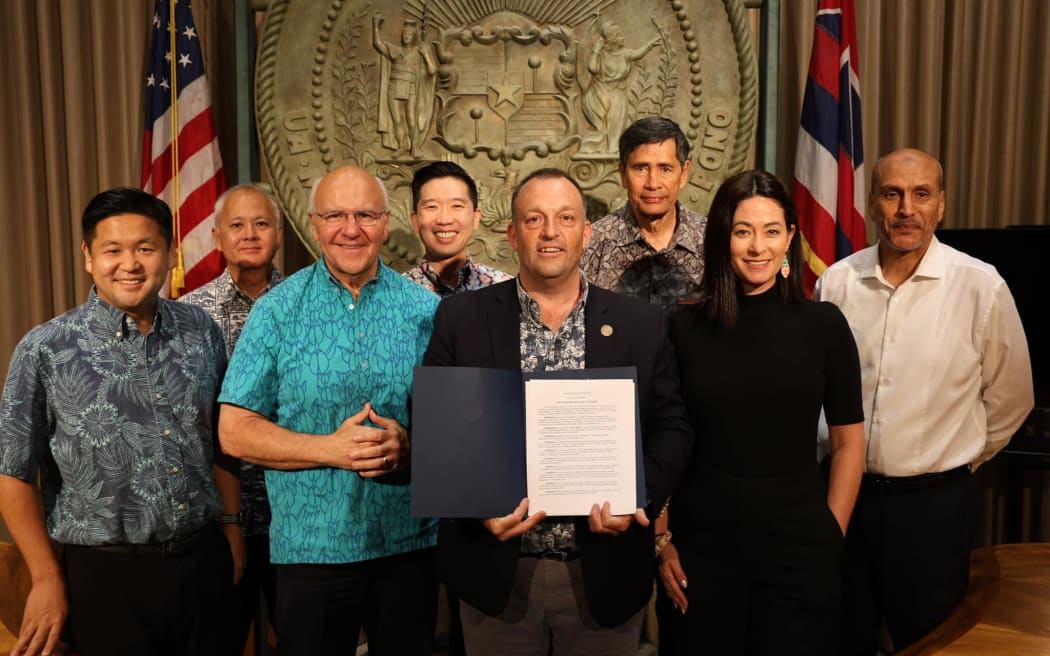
[0,289,227,545]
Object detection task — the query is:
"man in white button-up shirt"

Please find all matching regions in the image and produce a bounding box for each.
[814,148,1033,654]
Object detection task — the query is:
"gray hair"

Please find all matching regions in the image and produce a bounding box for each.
[213,183,283,226]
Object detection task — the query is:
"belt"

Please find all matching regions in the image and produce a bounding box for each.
[861,465,970,496]
[72,524,218,558]
[523,549,581,562]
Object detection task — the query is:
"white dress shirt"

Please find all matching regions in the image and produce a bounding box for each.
[814,236,1034,477]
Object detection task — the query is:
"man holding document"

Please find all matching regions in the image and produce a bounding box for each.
[422,168,693,654]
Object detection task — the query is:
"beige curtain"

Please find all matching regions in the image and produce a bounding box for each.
[0,1,233,385]
[778,0,1050,233]
[1,2,145,383]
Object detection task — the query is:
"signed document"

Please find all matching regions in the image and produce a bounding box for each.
[411,366,643,518]
[525,378,637,516]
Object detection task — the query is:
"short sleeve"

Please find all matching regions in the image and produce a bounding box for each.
[218,297,280,417]
[0,334,50,481]
[819,302,865,427]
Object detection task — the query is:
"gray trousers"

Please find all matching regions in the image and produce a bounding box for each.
[459,556,644,656]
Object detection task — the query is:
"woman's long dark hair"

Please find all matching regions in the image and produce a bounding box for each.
[702,169,805,326]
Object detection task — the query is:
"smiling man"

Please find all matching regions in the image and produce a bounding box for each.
[0,188,239,656]
[425,168,692,655]
[583,117,707,314]
[217,166,440,655]
[815,148,1034,653]
[404,161,510,297]
[179,183,285,654]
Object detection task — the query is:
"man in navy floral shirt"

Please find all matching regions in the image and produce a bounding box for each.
[0,188,241,656]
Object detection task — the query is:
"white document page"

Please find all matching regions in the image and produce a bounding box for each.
[524,378,637,516]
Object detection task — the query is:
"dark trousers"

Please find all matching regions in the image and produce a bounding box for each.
[840,470,974,655]
[275,547,436,656]
[63,525,234,656]
[227,533,277,655]
[664,466,843,656]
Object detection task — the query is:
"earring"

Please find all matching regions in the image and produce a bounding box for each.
[780,255,790,279]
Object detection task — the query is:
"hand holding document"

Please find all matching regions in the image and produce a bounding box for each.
[411,367,644,518]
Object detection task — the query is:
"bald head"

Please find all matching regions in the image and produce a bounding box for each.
[310,166,389,212]
[870,149,944,198]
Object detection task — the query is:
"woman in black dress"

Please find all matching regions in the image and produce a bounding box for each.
[657,170,865,654]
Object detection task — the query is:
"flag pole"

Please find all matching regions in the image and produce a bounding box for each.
[168,0,185,298]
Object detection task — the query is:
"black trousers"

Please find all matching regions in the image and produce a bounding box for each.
[664,466,843,656]
[226,533,277,655]
[63,525,234,656]
[275,546,436,656]
[840,469,974,655]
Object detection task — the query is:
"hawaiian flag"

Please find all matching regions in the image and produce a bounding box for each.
[141,0,226,297]
[793,0,865,295]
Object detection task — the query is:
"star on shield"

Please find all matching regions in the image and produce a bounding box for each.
[487,72,525,119]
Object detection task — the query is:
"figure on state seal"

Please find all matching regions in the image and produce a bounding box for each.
[373,15,437,158]
[580,18,661,154]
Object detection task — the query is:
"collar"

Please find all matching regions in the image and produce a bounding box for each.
[865,235,946,284]
[216,267,285,305]
[615,201,703,254]
[318,257,385,294]
[515,274,590,327]
[87,287,165,339]
[418,254,478,292]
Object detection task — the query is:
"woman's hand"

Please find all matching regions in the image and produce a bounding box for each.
[657,541,689,612]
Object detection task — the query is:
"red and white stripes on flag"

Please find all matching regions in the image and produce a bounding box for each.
[792,0,866,295]
[141,0,226,297]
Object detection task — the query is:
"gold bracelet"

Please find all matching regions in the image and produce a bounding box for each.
[654,530,673,556]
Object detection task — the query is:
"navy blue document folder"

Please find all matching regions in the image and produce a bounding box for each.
[411,366,643,518]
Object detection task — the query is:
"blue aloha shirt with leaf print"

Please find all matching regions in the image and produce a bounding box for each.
[219,260,439,564]
[0,289,227,545]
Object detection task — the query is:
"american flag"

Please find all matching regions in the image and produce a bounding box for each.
[141,0,226,297]
[792,0,865,295]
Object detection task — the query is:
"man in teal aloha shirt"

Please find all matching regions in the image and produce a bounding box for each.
[218,166,439,656]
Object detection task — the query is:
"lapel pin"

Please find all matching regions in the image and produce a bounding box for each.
[601,324,614,337]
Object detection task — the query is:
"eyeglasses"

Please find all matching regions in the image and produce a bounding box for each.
[309,209,389,227]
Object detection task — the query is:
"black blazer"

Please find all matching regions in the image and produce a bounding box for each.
[423,280,692,627]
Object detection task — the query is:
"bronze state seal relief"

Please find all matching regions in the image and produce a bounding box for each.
[257,0,757,271]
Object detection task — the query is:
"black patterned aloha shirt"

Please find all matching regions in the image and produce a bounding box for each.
[582,201,707,314]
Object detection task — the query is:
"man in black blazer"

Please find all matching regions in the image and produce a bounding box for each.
[423,168,693,654]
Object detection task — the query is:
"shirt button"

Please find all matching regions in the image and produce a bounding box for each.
[880,377,889,385]
[360,362,368,369]
[114,331,121,337]
[177,503,185,511]
[348,303,355,310]
[358,332,365,338]
[172,466,179,473]
[163,429,172,436]
[155,393,162,399]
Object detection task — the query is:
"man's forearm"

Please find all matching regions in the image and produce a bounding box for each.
[0,475,62,582]
[218,404,328,470]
